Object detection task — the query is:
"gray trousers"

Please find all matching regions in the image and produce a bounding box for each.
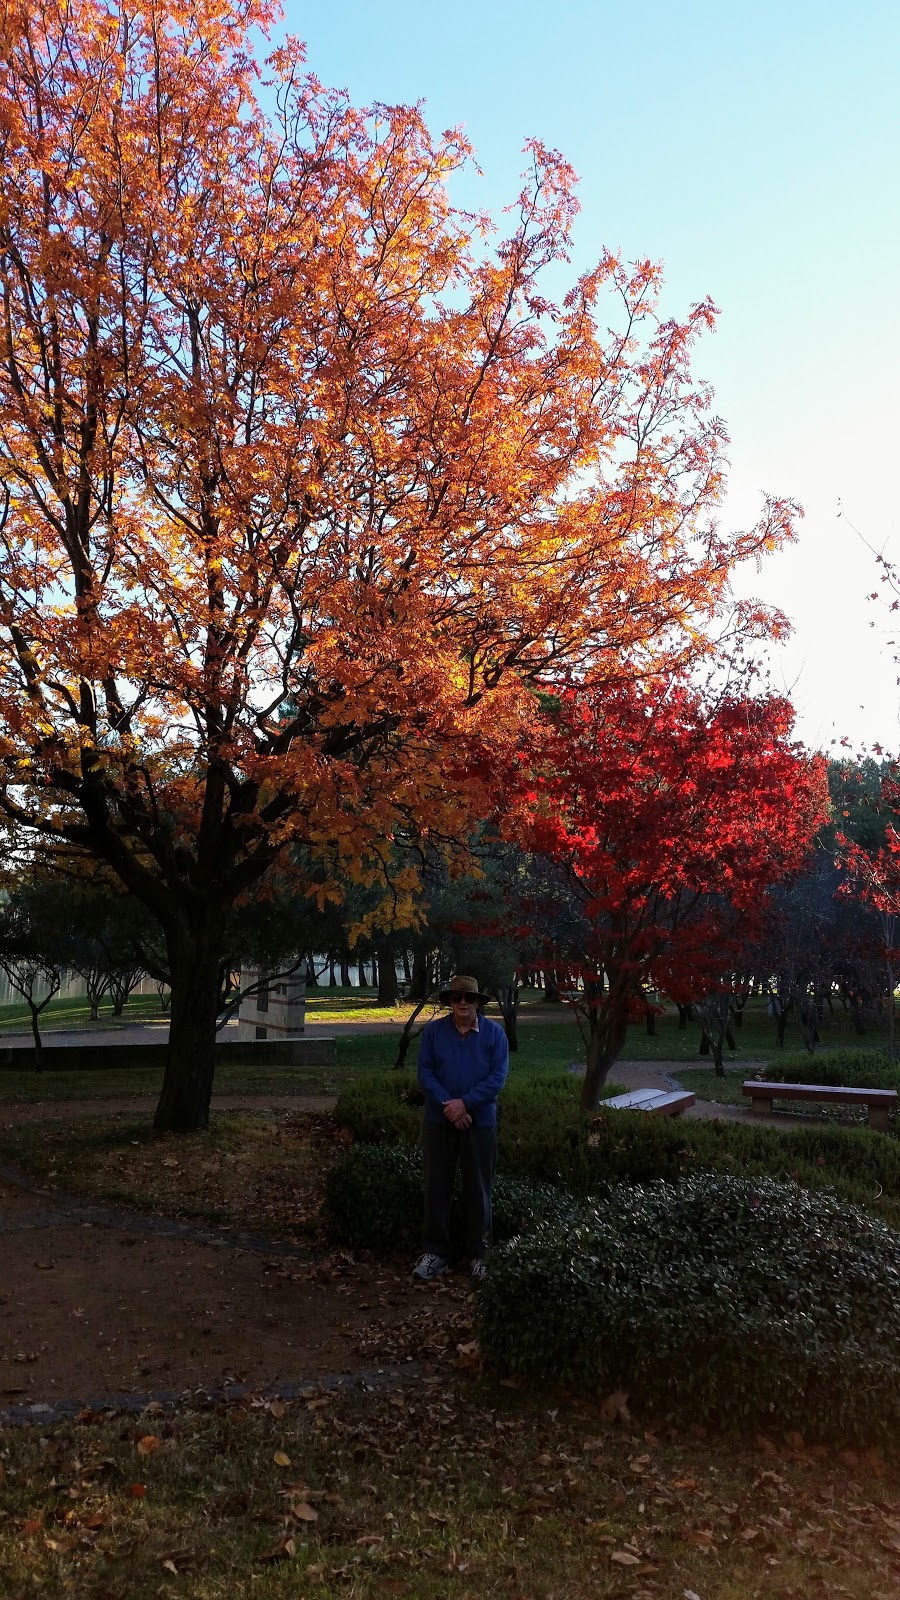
[422,1120,497,1262]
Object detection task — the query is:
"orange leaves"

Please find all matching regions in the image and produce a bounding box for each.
[0,0,801,1135]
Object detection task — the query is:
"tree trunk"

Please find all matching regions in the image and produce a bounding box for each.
[676,1003,692,1030]
[410,948,429,1001]
[376,943,399,1006]
[328,957,337,987]
[645,1011,656,1036]
[154,923,223,1134]
[27,1001,43,1074]
[580,1010,629,1111]
[340,958,351,986]
[402,950,412,983]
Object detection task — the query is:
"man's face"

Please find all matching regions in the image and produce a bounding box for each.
[449,993,478,1032]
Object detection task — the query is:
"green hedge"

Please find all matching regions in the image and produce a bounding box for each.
[477,1175,900,1447]
[332,1071,424,1145]
[762,1049,900,1088]
[333,1070,900,1229]
[324,1142,584,1254]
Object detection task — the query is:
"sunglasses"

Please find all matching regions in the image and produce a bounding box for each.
[448,993,477,1005]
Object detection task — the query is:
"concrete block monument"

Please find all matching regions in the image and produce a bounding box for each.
[236,969,306,1040]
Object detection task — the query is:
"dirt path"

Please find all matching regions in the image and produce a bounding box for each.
[0,1064,803,1417]
[0,1154,472,1418]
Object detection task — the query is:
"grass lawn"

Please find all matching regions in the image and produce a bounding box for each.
[0,992,892,1105]
[2,1375,898,1599]
[0,990,168,1033]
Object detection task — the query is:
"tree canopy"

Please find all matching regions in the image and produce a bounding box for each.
[0,0,796,1128]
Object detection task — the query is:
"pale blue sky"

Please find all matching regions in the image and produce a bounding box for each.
[281,0,900,753]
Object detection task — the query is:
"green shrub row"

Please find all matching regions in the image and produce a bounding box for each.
[324,1142,584,1254]
[334,1070,900,1229]
[477,1175,900,1448]
[762,1049,899,1089]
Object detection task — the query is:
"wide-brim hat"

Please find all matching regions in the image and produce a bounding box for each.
[439,973,491,1007]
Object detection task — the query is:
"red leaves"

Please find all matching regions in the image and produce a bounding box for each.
[507,681,828,1025]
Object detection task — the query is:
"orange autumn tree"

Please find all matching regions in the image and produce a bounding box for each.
[0,0,795,1132]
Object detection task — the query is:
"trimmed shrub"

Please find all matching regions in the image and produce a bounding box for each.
[324,1141,583,1254]
[333,1072,424,1145]
[762,1049,899,1089]
[325,1142,424,1251]
[333,1070,900,1229]
[477,1174,900,1447]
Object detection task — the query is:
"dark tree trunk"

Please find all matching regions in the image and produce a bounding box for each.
[376,943,399,1006]
[340,958,351,986]
[699,1032,710,1055]
[304,956,318,987]
[580,1006,629,1111]
[645,1011,656,1036]
[328,956,337,987]
[357,960,368,987]
[410,948,429,1001]
[154,922,223,1134]
[543,972,562,1003]
[676,1003,692,1030]
[27,1001,43,1074]
[402,950,412,983]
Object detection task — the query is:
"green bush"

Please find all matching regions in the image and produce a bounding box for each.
[334,1070,900,1228]
[333,1071,424,1145]
[334,1070,621,1151]
[762,1049,900,1088]
[477,1174,900,1447]
[324,1141,583,1254]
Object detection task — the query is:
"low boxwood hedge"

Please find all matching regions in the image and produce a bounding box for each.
[324,1142,584,1254]
[333,1070,900,1229]
[762,1049,899,1089]
[476,1174,900,1447]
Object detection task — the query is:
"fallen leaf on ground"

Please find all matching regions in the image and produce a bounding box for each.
[258,1535,296,1562]
[611,1549,641,1565]
[292,1502,318,1522]
[273,1450,291,1467]
[128,1483,146,1498]
[599,1390,630,1423]
[136,1435,161,1456]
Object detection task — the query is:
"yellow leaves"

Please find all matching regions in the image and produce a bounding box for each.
[135,1435,162,1456]
[272,1450,291,1467]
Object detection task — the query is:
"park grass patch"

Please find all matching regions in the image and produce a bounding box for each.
[1,1377,898,1600]
[669,1064,749,1104]
[0,1061,346,1103]
[0,1110,348,1241]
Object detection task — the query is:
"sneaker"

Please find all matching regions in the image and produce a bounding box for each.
[471,1258,487,1281]
[412,1252,449,1281]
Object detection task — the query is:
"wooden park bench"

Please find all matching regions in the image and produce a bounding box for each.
[742,1080,897,1133]
[604,1087,695,1118]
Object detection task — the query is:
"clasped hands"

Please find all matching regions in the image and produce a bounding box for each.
[442,1097,472,1130]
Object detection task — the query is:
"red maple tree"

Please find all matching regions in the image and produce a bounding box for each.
[509,684,828,1108]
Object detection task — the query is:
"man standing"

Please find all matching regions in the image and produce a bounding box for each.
[413,973,509,1281]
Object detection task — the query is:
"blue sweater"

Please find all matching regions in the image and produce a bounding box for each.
[417,1013,509,1127]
